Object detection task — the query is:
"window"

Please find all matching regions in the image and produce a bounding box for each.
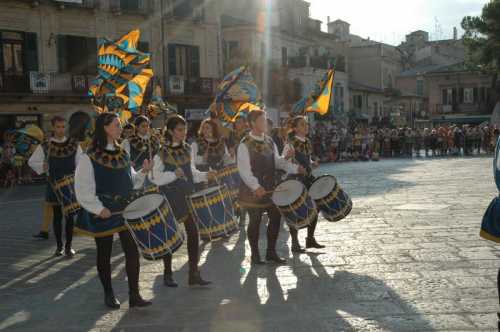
[167,44,200,78]
[57,35,97,74]
[416,80,424,96]
[442,88,454,105]
[281,47,287,66]
[1,32,24,74]
[353,95,363,108]
[172,0,204,20]
[227,41,239,59]
[120,0,139,11]
[464,88,473,104]
[480,87,486,102]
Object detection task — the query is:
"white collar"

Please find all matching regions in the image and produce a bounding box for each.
[105,143,116,151]
[294,135,306,142]
[50,136,67,143]
[249,132,265,141]
[138,133,150,140]
[171,141,182,147]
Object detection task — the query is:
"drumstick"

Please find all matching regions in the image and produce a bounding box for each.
[164,146,187,180]
[148,138,154,180]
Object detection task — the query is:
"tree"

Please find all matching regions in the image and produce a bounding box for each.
[462,0,500,90]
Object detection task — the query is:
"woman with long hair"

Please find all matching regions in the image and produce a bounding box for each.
[282,116,324,253]
[75,112,153,309]
[191,118,229,172]
[122,115,160,169]
[150,115,215,287]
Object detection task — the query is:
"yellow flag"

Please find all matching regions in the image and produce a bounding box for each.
[306,70,334,115]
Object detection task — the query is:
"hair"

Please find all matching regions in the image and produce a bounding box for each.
[51,115,65,126]
[134,115,150,127]
[164,115,187,143]
[198,118,220,140]
[123,122,135,131]
[92,112,119,150]
[68,111,91,141]
[247,109,265,128]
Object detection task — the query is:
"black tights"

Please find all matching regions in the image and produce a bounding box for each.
[94,230,140,295]
[289,216,318,244]
[52,205,74,249]
[247,205,281,256]
[163,216,199,275]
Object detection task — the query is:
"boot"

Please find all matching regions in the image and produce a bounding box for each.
[291,239,306,253]
[306,237,325,249]
[188,271,211,286]
[54,246,64,257]
[104,291,120,309]
[163,271,178,288]
[265,250,286,264]
[129,293,152,308]
[251,253,266,265]
[65,244,76,258]
[33,231,49,240]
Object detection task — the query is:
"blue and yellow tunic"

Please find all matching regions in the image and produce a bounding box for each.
[158,143,195,223]
[75,146,134,238]
[44,139,78,203]
[288,136,315,188]
[129,134,160,168]
[194,137,226,171]
[238,135,277,209]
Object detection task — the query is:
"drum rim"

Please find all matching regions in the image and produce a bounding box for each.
[309,175,337,200]
[190,185,225,198]
[123,193,165,219]
[272,179,304,206]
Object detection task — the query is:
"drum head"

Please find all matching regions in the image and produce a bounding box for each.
[272,180,303,206]
[309,176,337,200]
[191,186,222,199]
[123,194,164,220]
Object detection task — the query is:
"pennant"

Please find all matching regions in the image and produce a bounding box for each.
[292,69,335,116]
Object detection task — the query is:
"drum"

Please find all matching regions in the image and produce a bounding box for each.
[272,179,317,230]
[52,175,81,219]
[216,164,240,202]
[123,194,184,260]
[309,175,352,222]
[189,185,238,241]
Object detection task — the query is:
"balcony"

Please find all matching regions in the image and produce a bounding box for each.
[51,0,100,9]
[109,0,153,15]
[287,55,346,71]
[0,72,93,97]
[434,103,490,115]
[165,76,214,96]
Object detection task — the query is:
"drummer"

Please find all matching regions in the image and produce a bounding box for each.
[237,109,304,265]
[74,112,152,309]
[282,116,324,253]
[149,115,216,287]
[191,118,231,173]
[227,114,249,158]
[28,115,82,257]
[122,116,160,169]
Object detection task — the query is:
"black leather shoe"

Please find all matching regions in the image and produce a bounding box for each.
[33,231,49,240]
[54,247,64,257]
[104,292,120,309]
[306,237,325,249]
[266,251,286,264]
[129,294,152,308]
[188,271,212,286]
[163,272,178,288]
[291,242,306,253]
[251,255,266,265]
[65,246,76,258]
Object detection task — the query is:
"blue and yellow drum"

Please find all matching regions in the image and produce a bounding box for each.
[309,175,352,222]
[52,175,81,219]
[123,194,184,260]
[216,164,241,203]
[272,179,317,230]
[189,185,238,241]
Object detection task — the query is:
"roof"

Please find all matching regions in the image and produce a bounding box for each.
[398,62,461,77]
[426,62,482,74]
[220,15,254,28]
[349,81,385,94]
[329,19,350,25]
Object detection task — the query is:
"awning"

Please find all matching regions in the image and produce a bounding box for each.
[432,115,491,125]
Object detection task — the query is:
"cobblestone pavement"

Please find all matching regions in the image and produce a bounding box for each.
[0,157,499,332]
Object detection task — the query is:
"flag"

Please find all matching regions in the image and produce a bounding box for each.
[292,69,335,116]
[209,66,262,122]
[89,29,153,116]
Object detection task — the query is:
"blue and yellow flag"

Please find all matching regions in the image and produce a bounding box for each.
[209,66,262,122]
[89,29,152,115]
[292,69,335,116]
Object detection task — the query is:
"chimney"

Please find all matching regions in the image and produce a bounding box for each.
[453,27,457,40]
[327,16,330,24]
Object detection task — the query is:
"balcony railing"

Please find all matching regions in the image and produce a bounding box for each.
[434,103,490,115]
[109,0,153,15]
[287,55,346,71]
[0,72,94,96]
[165,76,214,96]
[51,0,100,9]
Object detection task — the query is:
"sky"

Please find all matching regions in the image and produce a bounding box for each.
[308,0,489,45]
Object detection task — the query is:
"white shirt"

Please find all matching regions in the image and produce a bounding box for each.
[148,142,208,186]
[122,133,151,156]
[75,144,146,215]
[282,135,314,164]
[237,132,299,191]
[28,136,83,175]
[191,139,232,168]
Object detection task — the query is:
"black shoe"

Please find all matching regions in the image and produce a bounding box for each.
[65,246,76,258]
[306,237,325,249]
[104,292,120,309]
[129,294,152,308]
[54,247,64,257]
[251,255,266,265]
[188,271,212,286]
[265,251,286,264]
[291,242,306,253]
[33,231,49,240]
[163,272,178,288]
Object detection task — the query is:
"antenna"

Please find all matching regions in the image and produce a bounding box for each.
[434,17,443,41]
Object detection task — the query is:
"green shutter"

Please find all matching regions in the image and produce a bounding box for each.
[24,32,39,72]
[168,44,176,75]
[57,35,68,73]
[190,46,199,78]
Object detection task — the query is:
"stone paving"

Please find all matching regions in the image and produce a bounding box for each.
[0,157,499,331]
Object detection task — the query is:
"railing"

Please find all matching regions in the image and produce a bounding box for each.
[51,0,100,9]
[434,103,490,115]
[164,76,214,96]
[287,55,346,71]
[0,72,94,96]
[109,0,153,15]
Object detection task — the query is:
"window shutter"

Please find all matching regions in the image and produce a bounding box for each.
[473,87,478,103]
[57,35,67,73]
[442,89,447,105]
[167,44,176,76]
[190,46,200,78]
[459,87,464,103]
[23,32,39,72]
